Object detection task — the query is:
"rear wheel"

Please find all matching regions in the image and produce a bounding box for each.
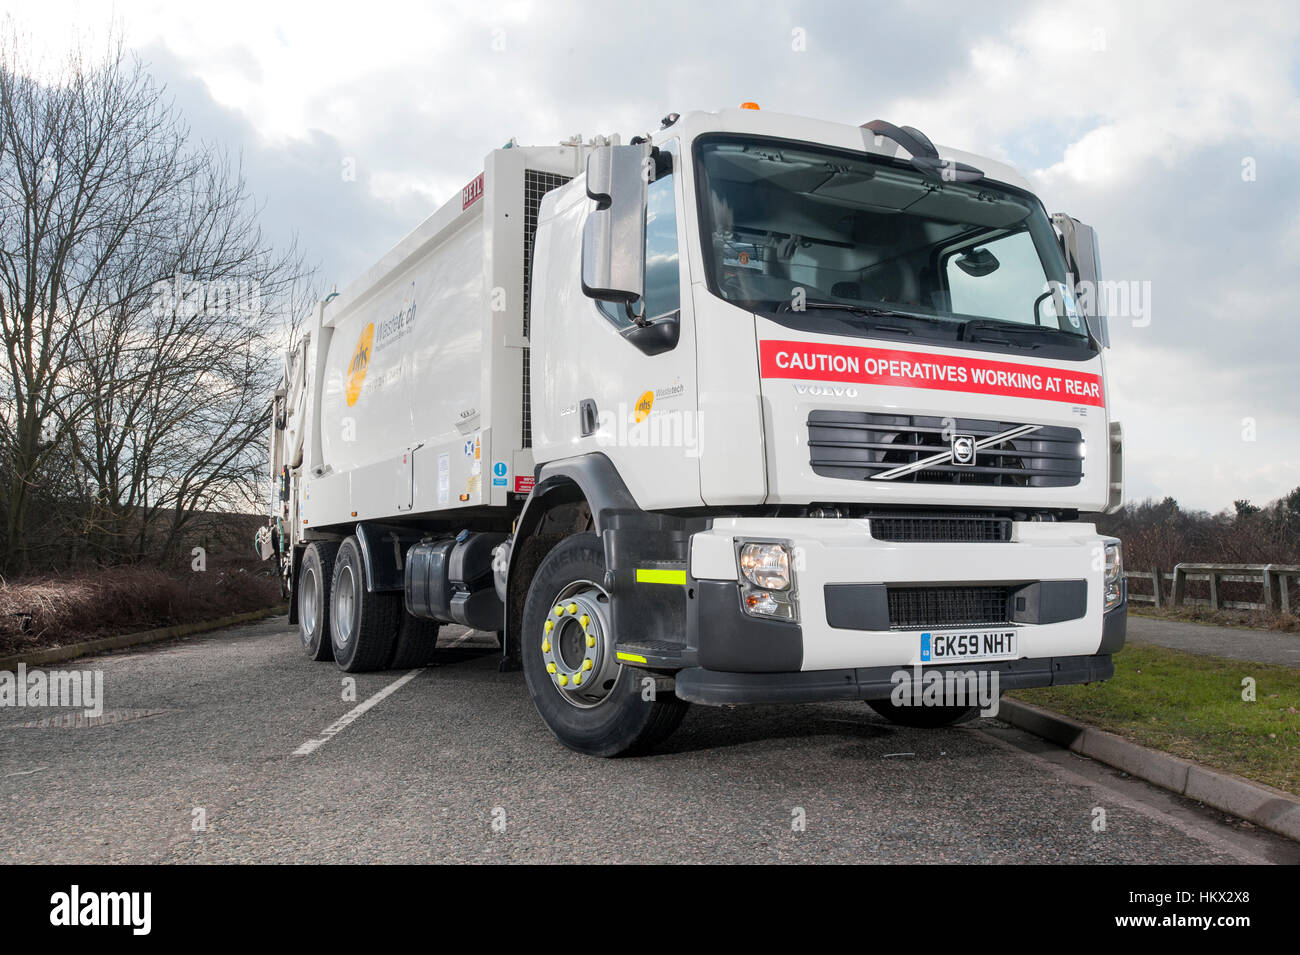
[298,542,338,661]
[521,534,688,757]
[388,614,441,669]
[330,536,400,672]
[866,698,977,727]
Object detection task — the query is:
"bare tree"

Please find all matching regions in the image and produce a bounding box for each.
[0,21,310,573]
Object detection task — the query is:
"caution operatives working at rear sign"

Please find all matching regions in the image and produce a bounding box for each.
[759,339,1105,406]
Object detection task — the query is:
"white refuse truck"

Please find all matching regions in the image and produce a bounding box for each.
[264,106,1126,756]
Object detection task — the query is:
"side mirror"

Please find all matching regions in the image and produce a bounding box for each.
[581,144,651,306]
[1052,213,1109,348]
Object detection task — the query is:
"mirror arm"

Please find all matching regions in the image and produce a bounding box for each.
[624,300,649,327]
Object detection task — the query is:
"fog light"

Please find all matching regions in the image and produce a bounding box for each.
[744,590,797,621]
[1104,540,1124,611]
[739,542,791,590]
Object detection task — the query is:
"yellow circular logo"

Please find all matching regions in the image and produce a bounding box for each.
[634,390,654,423]
[346,323,374,407]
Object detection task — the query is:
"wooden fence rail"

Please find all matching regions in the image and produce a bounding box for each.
[1124,563,1300,613]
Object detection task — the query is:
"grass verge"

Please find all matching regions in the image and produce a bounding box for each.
[1009,643,1300,796]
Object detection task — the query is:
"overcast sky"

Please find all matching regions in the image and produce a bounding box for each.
[7,0,1299,513]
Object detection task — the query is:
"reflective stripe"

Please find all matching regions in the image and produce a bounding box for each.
[635,568,687,586]
[616,651,648,663]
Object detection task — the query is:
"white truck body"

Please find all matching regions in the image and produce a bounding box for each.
[277,144,593,531]
[268,107,1126,756]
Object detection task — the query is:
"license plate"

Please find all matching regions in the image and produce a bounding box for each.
[920,629,1017,663]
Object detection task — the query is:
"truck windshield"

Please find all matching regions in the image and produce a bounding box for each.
[694,134,1093,354]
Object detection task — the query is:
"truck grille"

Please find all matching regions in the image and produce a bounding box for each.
[869,514,1012,543]
[521,170,572,448]
[887,586,1012,630]
[807,412,1083,487]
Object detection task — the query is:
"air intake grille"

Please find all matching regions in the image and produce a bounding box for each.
[887,586,1012,630]
[522,170,572,448]
[808,412,1083,487]
[869,514,1012,543]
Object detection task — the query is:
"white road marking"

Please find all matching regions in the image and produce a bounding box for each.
[445,630,475,648]
[5,767,47,778]
[293,669,422,757]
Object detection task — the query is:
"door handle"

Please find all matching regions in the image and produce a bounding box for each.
[579,399,599,437]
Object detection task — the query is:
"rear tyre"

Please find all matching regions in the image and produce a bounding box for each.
[521,533,688,757]
[330,536,400,672]
[866,698,978,728]
[388,614,441,669]
[298,542,339,661]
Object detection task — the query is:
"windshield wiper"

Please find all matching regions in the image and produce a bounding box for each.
[768,300,1091,350]
[960,319,1090,347]
[776,299,954,335]
[778,299,939,322]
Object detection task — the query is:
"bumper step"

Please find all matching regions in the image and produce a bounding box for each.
[614,639,693,668]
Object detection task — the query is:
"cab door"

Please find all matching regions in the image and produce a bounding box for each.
[532,140,701,510]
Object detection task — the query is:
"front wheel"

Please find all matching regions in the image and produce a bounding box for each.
[521,534,687,757]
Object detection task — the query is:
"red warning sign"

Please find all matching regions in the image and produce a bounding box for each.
[759,339,1104,407]
[514,475,535,494]
[461,172,484,210]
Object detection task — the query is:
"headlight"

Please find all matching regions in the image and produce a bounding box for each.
[739,542,791,591]
[1103,541,1124,611]
[737,541,798,621]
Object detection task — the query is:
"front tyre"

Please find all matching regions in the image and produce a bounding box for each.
[330,536,400,672]
[521,534,688,757]
[866,698,978,728]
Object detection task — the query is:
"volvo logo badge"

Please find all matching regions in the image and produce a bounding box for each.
[951,434,976,466]
[870,424,1040,481]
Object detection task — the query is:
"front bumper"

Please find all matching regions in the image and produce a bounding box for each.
[676,517,1124,705]
[675,653,1115,706]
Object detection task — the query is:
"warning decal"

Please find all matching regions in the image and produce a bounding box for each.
[759,339,1104,407]
[462,172,484,210]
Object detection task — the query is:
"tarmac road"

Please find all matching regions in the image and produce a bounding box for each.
[2,616,1297,864]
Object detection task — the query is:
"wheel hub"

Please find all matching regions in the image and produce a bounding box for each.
[541,580,619,708]
[335,565,356,647]
[301,566,318,636]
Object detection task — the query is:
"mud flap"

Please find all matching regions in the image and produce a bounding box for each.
[602,510,704,669]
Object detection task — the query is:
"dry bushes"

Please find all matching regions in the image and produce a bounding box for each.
[0,562,281,656]
[1097,490,1300,571]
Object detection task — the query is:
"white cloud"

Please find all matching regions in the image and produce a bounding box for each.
[6,0,1299,512]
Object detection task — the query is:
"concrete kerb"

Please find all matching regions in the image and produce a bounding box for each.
[998,697,1300,842]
